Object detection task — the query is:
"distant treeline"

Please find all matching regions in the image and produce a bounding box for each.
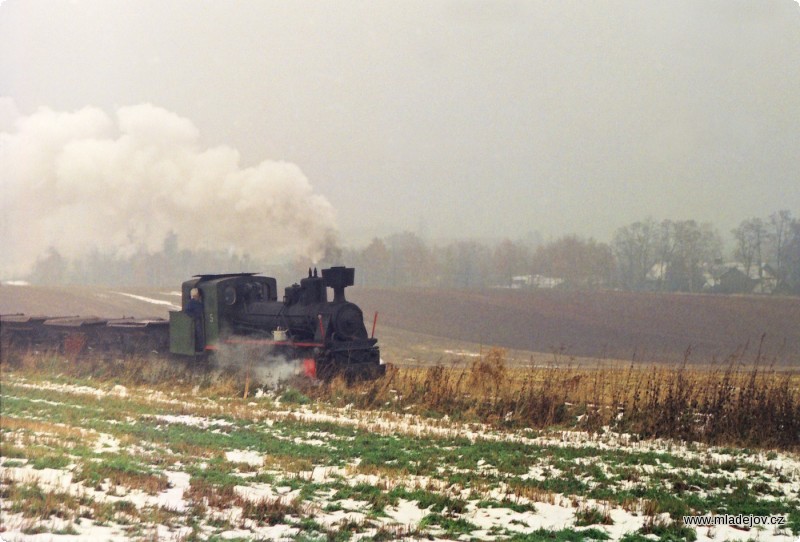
[342,210,799,295]
[24,210,800,295]
[25,232,283,289]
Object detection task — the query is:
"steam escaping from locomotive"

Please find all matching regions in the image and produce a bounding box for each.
[0,99,338,277]
[212,343,304,389]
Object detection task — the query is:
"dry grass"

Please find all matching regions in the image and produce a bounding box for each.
[310,348,800,450]
[1,349,240,397]
[0,417,87,442]
[4,345,798,450]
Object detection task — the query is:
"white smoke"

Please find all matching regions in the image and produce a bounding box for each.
[213,342,305,389]
[0,100,338,277]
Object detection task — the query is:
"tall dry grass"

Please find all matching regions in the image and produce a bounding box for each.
[0,349,240,396]
[4,346,797,449]
[311,348,800,450]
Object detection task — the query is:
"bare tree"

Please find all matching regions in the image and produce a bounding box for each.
[655,220,721,292]
[612,218,657,290]
[532,235,614,289]
[652,220,677,291]
[359,238,391,286]
[768,210,793,281]
[492,238,530,286]
[385,231,433,287]
[441,240,492,288]
[786,219,800,293]
[732,218,767,278]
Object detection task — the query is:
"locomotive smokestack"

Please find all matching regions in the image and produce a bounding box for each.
[322,266,355,303]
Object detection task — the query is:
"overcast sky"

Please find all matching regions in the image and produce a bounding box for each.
[2,0,799,255]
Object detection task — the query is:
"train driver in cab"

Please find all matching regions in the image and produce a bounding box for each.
[185,288,205,353]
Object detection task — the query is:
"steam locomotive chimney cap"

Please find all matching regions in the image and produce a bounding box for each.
[322,266,355,302]
[322,266,354,287]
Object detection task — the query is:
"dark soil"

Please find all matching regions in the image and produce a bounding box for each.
[349,287,800,364]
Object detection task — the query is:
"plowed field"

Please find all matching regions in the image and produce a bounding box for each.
[349,288,800,365]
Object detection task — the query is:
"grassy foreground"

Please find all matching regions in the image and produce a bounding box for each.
[5,345,799,450]
[1,352,799,541]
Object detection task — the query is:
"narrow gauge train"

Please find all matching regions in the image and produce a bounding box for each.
[1,266,385,381]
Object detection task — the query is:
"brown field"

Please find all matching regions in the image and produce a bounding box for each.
[0,284,181,319]
[2,283,799,366]
[350,287,800,366]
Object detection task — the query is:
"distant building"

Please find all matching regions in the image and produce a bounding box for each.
[752,264,779,294]
[703,262,782,295]
[510,275,530,288]
[511,274,564,289]
[716,268,755,294]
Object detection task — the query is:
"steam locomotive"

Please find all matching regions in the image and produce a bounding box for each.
[1,266,385,381]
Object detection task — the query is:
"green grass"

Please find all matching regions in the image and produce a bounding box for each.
[507,528,610,542]
[787,510,800,535]
[280,387,311,404]
[1,366,796,542]
[331,481,397,513]
[637,517,697,542]
[5,483,94,522]
[476,498,537,514]
[575,504,613,526]
[418,512,479,536]
[30,454,71,470]
[74,453,169,494]
[185,458,245,491]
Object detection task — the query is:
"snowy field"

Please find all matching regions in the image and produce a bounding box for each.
[1,371,799,542]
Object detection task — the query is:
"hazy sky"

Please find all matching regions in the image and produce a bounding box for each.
[2,0,799,255]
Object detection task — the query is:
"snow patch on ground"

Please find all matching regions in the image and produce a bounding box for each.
[151,413,233,428]
[3,374,798,542]
[226,449,264,467]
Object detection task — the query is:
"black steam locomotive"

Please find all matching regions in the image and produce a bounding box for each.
[171,266,384,380]
[1,266,385,381]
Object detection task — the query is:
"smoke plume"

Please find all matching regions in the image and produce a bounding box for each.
[0,99,338,277]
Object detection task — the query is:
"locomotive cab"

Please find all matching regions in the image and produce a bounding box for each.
[169,273,277,355]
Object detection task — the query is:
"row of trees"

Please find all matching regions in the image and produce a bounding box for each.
[21,211,799,294]
[337,233,616,289]
[612,219,723,292]
[341,211,798,293]
[613,211,799,293]
[27,232,266,287]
